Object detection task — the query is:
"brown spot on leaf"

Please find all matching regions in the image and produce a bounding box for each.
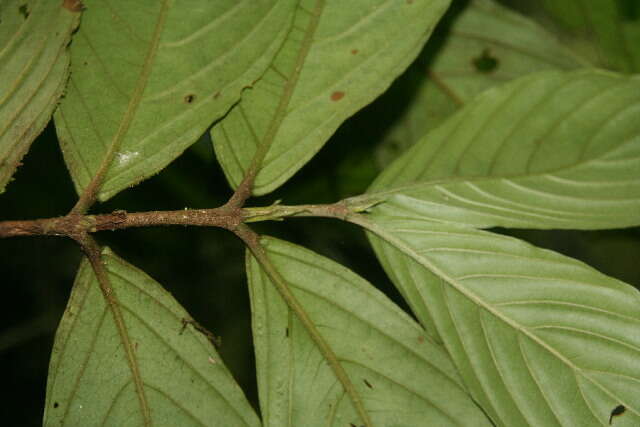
[363,379,373,389]
[330,91,345,101]
[406,0,414,4]
[214,91,220,99]
[184,94,196,104]
[351,49,359,55]
[62,0,84,12]
[417,335,425,343]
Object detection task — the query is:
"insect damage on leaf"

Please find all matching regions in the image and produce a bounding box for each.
[472,48,499,73]
[609,404,626,424]
[18,4,29,19]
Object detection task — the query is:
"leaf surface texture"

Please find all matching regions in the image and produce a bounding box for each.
[55,0,295,202]
[375,0,586,166]
[0,0,79,193]
[247,237,493,427]
[44,249,259,426]
[212,0,450,195]
[363,211,640,426]
[367,70,640,229]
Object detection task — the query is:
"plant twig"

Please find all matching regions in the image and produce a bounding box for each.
[0,197,379,240]
[0,206,241,239]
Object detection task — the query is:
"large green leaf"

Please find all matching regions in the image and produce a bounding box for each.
[527,0,640,73]
[44,248,259,426]
[212,0,450,196]
[247,237,492,426]
[55,0,295,204]
[359,211,640,426]
[0,0,80,194]
[375,0,586,167]
[363,70,640,230]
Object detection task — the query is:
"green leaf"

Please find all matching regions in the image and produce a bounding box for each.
[44,248,259,426]
[375,0,586,167]
[0,0,80,194]
[364,70,640,230]
[55,0,295,204]
[533,0,640,73]
[212,0,451,196]
[359,212,640,426]
[247,237,493,427]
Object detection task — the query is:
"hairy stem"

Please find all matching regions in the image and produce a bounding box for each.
[0,206,242,238]
[0,197,380,239]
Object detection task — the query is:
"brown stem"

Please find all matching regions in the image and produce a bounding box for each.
[0,197,377,240]
[0,206,242,239]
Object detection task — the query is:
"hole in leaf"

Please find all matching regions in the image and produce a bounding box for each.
[472,48,499,74]
[53,402,59,409]
[18,4,29,19]
[609,404,625,424]
[184,94,196,104]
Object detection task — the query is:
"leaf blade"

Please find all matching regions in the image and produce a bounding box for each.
[365,70,640,229]
[55,0,295,205]
[247,236,493,427]
[0,0,80,193]
[44,248,259,426]
[359,211,640,426]
[375,0,587,167]
[212,0,451,196]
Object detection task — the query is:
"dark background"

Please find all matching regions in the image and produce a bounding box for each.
[2,0,639,424]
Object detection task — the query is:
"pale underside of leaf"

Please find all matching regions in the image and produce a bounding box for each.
[55,0,295,204]
[247,237,493,427]
[365,70,640,230]
[44,249,259,427]
[359,212,640,427]
[375,0,587,167]
[0,0,80,193]
[212,0,451,196]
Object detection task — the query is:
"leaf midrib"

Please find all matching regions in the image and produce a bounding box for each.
[242,0,326,186]
[73,0,171,210]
